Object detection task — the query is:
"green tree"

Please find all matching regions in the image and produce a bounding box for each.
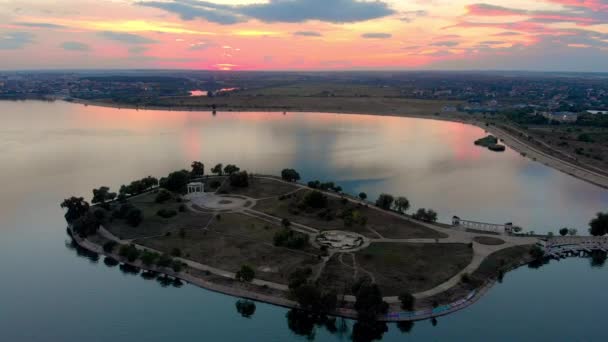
[589,212,608,236]
[375,194,394,210]
[155,190,172,203]
[559,227,569,236]
[61,197,90,223]
[281,169,301,182]
[190,161,205,177]
[358,192,367,201]
[568,228,578,236]
[303,191,328,209]
[211,163,223,176]
[398,292,415,311]
[235,299,256,318]
[223,164,240,175]
[393,196,410,214]
[229,171,249,187]
[236,265,255,282]
[352,277,388,321]
[92,186,117,204]
[160,170,191,193]
[126,208,143,227]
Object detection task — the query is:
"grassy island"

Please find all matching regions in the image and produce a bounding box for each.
[475,135,506,152]
[62,161,540,323]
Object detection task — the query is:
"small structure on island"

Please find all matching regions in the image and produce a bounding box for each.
[315,231,367,251]
[452,216,515,234]
[187,182,204,194]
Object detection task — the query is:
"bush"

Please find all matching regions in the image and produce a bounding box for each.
[398,292,415,311]
[281,169,301,182]
[412,208,438,223]
[229,171,249,187]
[119,244,140,262]
[157,209,177,218]
[140,250,160,266]
[126,208,143,227]
[155,190,172,203]
[375,194,394,210]
[303,191,328,209]
[274,229,310,249]
[236,265,255,282]
[103,241,117,253]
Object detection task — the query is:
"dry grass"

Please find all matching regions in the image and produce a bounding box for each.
[254,190,443,239]
[226,177,299,199]
[104,192,213,240]
[136,229,320,284]
[356,242,473,295]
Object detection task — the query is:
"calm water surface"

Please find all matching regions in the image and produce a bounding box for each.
[1,100,607,341]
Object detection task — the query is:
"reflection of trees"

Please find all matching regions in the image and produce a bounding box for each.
[103,257,119,267]
[351,320,388,342]
[590,250,607,268]
[64,233,99,263]
[235,299,256,318]
[396,320,414,334]
[286,309,341,340]
[140,270,158,279]
[119,263,140,275]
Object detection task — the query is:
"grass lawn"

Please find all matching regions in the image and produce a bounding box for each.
[472,245,533,282]
[356,242,473,295]
[317,254,357,295]
[226,177,299,199]
[103,191,213,240]
[254,190,443,239]
[135,229,321,284]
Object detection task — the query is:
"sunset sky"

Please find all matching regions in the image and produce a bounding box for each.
[1,0,607,71]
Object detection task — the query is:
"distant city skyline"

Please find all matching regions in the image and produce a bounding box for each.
[1,0,607,71]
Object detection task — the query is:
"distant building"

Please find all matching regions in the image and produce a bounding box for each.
[542,111,578,122]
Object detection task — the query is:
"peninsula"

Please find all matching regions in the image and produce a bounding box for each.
[62,162,547,323]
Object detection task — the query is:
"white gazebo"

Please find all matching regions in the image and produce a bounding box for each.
[187,182,204,194]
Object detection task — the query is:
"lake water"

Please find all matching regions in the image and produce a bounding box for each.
[1,100,607,341]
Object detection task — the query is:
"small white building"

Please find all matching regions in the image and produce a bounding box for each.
[187,182,204,194]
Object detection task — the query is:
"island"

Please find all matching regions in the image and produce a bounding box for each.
[474,135,506,152]
[62,161,558,325]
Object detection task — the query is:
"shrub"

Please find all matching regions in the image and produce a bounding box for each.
[103,241,117,253]
[398,292,415,311]
[118,244,140,262]
[157,209,177,218]
[126,208,143,227]
[303,191,328,209]
[375,194,394,210]
[229,171,249,187]
[281,169,301,182]
[155,190,172,203]
[236,265,255,282]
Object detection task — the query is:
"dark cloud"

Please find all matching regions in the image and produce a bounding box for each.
[137,1,244,24]
[138,0,395,24]
[361,32,392,39]
[293,31,323,37]
[0,32,34,50]
[431,41,459,47]
[493,31,521,36]
[12,22,66,29]
[99,31,157,44]
[60,41,90,51]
